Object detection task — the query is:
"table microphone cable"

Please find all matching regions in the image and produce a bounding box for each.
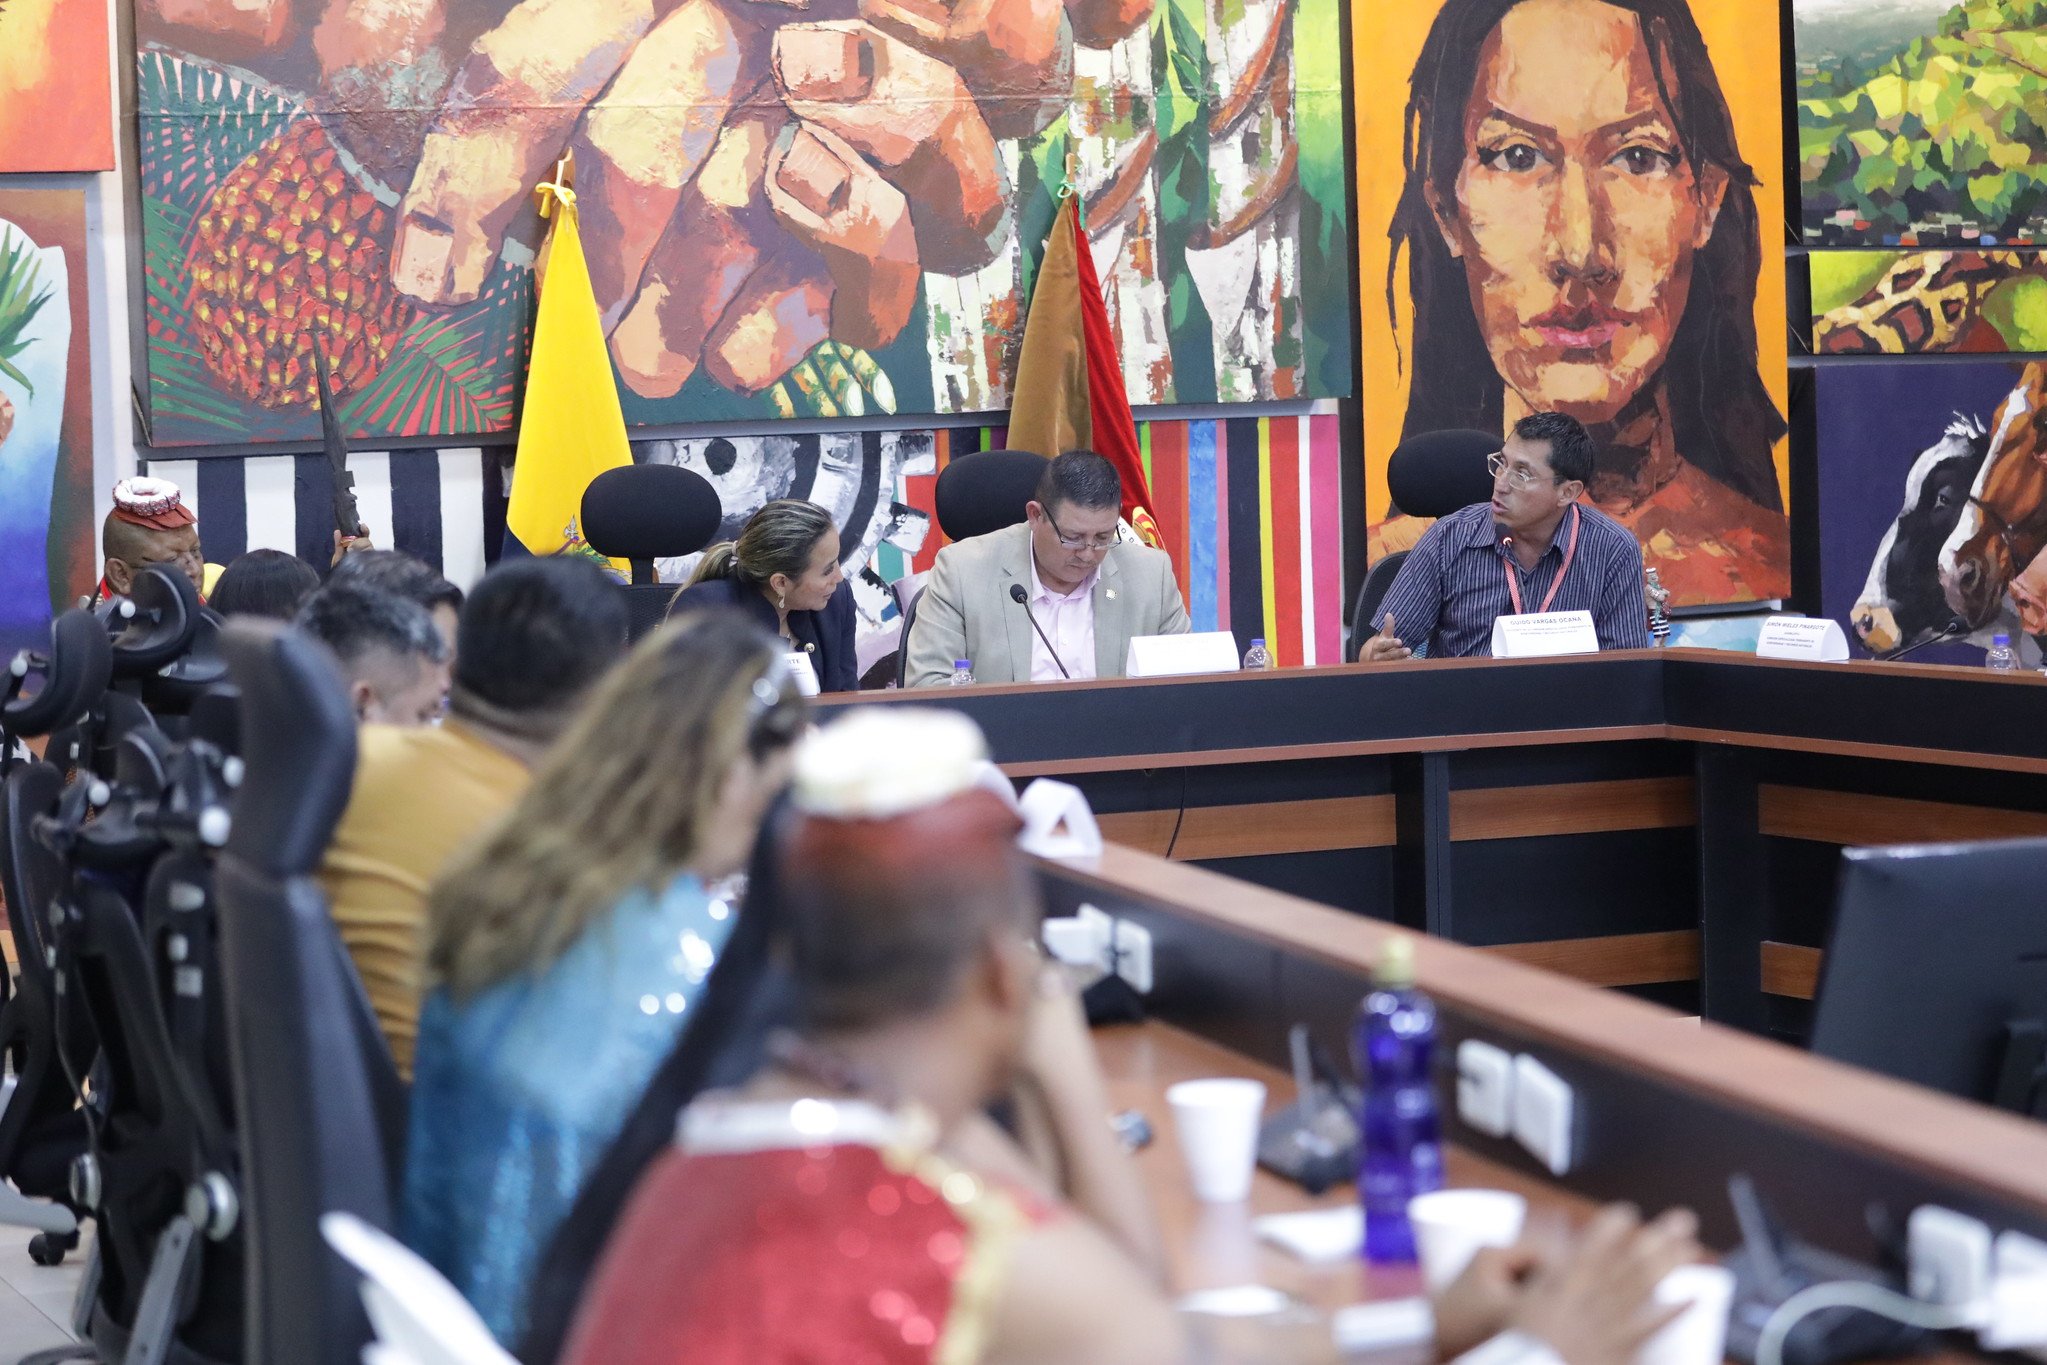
[1754,1279,1976,1365]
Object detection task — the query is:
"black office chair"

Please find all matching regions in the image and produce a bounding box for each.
[0,763,91,1272]
[886,450,1044,679]
[215,621,404,1365]
[580,464,724,641]
[892,587,929,689]
[1348,429,1500,659]
[3,611,115,760]
[0,610,109,1267]
[933,449,1044,542]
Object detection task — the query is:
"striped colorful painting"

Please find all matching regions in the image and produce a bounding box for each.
[897,412,1346,667]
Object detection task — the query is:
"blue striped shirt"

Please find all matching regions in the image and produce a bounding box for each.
[1375,502,1650,658]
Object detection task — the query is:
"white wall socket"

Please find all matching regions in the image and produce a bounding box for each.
[1908,1206,1993,1309]
[1456,1040,1514,1138]
[1112,919,1154,993]
[1510,1054,1574,1176]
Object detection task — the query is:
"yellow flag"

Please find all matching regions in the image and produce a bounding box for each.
[506,178,631,572]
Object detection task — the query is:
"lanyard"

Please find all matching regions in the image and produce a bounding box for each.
[1502,505,1582,615]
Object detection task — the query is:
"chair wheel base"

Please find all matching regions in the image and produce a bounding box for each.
[29,1230,78,1266]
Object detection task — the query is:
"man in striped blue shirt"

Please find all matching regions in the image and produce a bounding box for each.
[1363,413,1650,660]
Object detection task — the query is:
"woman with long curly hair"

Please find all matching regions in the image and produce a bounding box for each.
[401,611,806,1347]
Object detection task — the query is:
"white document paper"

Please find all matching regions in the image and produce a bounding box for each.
[1126,631,1242,678]
[783,651,821,696]
[1754,616,1849,662]
[1490,610,1599,658]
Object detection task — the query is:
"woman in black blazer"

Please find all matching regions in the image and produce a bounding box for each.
[667,500,859,692]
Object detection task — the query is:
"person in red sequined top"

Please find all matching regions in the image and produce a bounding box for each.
[559,709,1200,1365]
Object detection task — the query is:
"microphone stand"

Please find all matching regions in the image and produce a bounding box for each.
[1878,624,1972,663]
[1009,583,1071,679]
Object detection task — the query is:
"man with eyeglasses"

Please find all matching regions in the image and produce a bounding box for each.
[906,449,1189,686]
[1362,413,1649,661]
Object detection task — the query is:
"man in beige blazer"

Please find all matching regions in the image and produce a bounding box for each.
[907,451,1189,687]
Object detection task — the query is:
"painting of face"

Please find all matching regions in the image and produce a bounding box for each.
[1357,0,1790,610]
[1435,0,1726,425]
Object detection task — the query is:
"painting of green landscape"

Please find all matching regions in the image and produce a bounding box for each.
[1797,0,2047,245]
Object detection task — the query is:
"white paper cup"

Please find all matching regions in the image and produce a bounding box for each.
[1408,1189,1529,1292]
[1167,1078,1267,1203]
[1634,1263,1736,1365]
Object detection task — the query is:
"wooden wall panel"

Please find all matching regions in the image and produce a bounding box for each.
[1097,795,1398,860]
[1761,941,1824,1000]
[1758,786,2047,847]
[1449,777,1695,842]
[1483,930,1701,987]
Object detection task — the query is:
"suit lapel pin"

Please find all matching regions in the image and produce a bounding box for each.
[1106,588,1117,600]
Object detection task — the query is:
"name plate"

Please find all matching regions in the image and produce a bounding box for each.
[783,650,821,696]
[1754,615,1849,662]
[1490,611,1598,658]
[1125,631,1241,678]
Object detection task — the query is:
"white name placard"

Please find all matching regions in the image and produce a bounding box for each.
[1754,615,1849,662]
[1490,611,1599,659]
[1125,631,1242,678]
[783,651,821,696]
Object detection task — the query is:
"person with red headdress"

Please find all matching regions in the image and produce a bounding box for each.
[556,708,1709,1365]
[98,476,214,601]
[559,707,1207,1365]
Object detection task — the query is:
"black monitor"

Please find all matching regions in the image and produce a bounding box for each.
[1812,841,2047,1118]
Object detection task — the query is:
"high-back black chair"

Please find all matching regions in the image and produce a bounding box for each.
[0,609,109,1265]
[3,610,114,763]
[885,450,1045,682]
[1348,429,1500,659]
[892,587,929,689]
[933,449,1044,541]
[580,464,724,641]
[214,621,403,1365]
[0,762,90,1266]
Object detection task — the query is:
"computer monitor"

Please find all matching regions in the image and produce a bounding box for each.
[1812,841,2047,1118]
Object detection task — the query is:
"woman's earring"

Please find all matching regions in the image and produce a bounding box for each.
[778,593,787,612]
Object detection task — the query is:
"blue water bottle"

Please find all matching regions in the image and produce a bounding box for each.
[1354,935,1443,1262]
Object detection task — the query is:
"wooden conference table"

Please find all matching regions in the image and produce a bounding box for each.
[1069,846,2046,1362]
[822,649,2047,1043]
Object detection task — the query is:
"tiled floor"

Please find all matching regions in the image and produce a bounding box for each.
[0,1220,89,1359]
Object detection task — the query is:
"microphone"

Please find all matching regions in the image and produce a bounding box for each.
[1009,582,1071,679]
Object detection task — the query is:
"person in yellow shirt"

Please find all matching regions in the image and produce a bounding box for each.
[318,556,630,1077]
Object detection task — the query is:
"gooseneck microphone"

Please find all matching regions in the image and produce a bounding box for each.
[1009,582,1071,678]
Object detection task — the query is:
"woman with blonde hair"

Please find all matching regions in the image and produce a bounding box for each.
[669,498,858,691]
[401,611,806,1346]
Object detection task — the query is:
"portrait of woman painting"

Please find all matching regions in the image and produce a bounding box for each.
[1355,0,1792,607]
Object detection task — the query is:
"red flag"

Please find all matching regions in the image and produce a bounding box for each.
[1008,196,1166,551]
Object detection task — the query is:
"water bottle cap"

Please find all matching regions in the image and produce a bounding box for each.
[1994,633,2011,646]
[1251,639,1265,647]
[954,660,971,669]
[1375,934,1417,988]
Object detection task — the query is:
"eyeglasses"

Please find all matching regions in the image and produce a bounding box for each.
[1486,452,1555,491]
[1041,506,1125,552]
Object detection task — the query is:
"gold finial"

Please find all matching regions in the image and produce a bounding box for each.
[536,148,577,217]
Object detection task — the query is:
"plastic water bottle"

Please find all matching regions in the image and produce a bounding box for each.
[1986,632,2019,672]
[1353,936,1443,1263]
[949,659,975,686]
[1242,638,1272,670]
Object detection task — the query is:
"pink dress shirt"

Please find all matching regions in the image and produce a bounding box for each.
[1028,559,1098,681]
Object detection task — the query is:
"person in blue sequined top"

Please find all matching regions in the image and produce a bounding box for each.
[402,612,809,1346]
